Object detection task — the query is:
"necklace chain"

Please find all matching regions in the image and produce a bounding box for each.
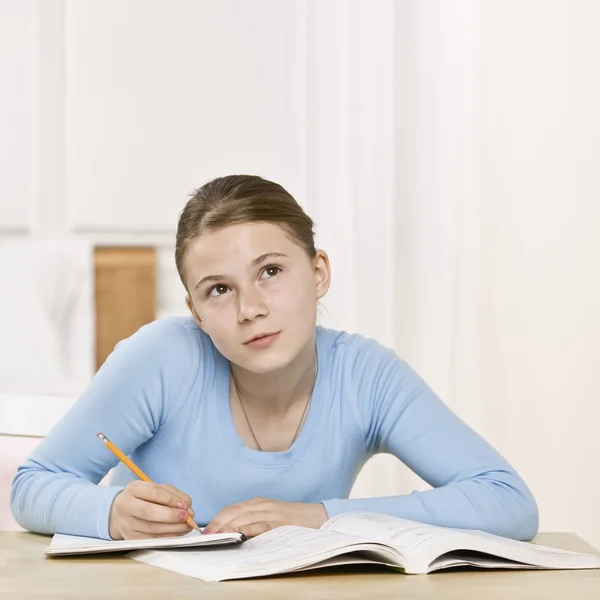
[232,354,318,452]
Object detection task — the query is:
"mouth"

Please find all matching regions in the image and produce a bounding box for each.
[243,331,281,345]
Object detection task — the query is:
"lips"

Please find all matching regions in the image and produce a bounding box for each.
[244,331,280,344]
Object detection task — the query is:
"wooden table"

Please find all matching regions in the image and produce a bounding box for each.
[1,531,600,599]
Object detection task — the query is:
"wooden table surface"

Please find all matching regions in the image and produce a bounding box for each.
[1,531,600,599]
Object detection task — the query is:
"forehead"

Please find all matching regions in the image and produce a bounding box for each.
[185,222,301,270]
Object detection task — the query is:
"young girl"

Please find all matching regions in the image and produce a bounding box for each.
[11,175,538,542]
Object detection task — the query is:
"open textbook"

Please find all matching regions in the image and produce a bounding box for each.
[129,512,600,582]
[45,529,244,556]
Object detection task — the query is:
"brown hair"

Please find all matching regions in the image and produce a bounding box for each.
[175,175,316,289]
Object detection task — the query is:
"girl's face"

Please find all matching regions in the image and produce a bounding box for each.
[184,222,330,373]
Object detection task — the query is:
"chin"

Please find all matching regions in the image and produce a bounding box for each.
[239,352,292,374]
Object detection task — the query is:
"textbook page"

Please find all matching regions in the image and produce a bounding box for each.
[46,529,243,556]
[322,512,461,572]
[130,525,402,582]
[425,528,600,572]
[322,512,600,573]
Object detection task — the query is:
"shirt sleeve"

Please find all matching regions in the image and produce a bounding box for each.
[321,339,539,540]
[10,318,198,540]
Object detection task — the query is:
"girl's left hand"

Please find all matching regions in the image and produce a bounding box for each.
[203,498,328,538]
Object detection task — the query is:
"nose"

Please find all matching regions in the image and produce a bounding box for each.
[237,285,269,322]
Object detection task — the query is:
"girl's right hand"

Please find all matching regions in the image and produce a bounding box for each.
[108,480,196,540]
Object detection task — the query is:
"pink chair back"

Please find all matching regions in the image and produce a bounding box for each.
[0,393,114,531]
[0,435,43,530]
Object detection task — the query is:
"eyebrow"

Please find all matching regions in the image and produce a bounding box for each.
[193,253,288,291]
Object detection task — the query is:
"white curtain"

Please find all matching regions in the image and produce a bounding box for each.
[306,0,479,498]
[304,0,600,550]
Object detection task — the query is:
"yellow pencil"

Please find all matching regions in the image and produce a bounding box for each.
[97,432,201,533]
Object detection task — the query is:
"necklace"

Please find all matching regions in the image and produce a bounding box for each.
[231,353,318,452]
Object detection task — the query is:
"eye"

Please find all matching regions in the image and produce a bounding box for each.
[207,284,230,298]
[260,265,282,279]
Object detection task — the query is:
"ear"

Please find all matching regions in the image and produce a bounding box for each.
[313,250,331,300]
[185,295,205,331]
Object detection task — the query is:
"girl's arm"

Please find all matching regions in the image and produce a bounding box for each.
[10,319,197,539]
[322,340,539,541]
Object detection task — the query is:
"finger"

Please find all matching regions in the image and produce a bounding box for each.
[236,522,272,539]
[159,485,195,518]
[160,484,193,510]
[206,510,271,535]
[128,481,189,510]
[130,497,192,524]
[203,508,243,534]
[203,499,260,533]
[218,510,275,532]
[129,516,193,537]
[216,515,275,539]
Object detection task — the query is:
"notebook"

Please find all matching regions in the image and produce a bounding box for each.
[128,512,600,582]
[45,529,244,556]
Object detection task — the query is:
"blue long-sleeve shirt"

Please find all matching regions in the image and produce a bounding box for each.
[10,317,538,541]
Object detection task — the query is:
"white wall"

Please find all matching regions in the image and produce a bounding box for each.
[476,0,600,547]
[0,0,37,231]
[392,0,600,548]
[0,0,308,242]
[1,0,599,548]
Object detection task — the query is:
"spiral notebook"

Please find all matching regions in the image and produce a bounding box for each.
[45,529,244,556]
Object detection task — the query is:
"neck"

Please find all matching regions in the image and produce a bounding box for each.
[230,338,317,416]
